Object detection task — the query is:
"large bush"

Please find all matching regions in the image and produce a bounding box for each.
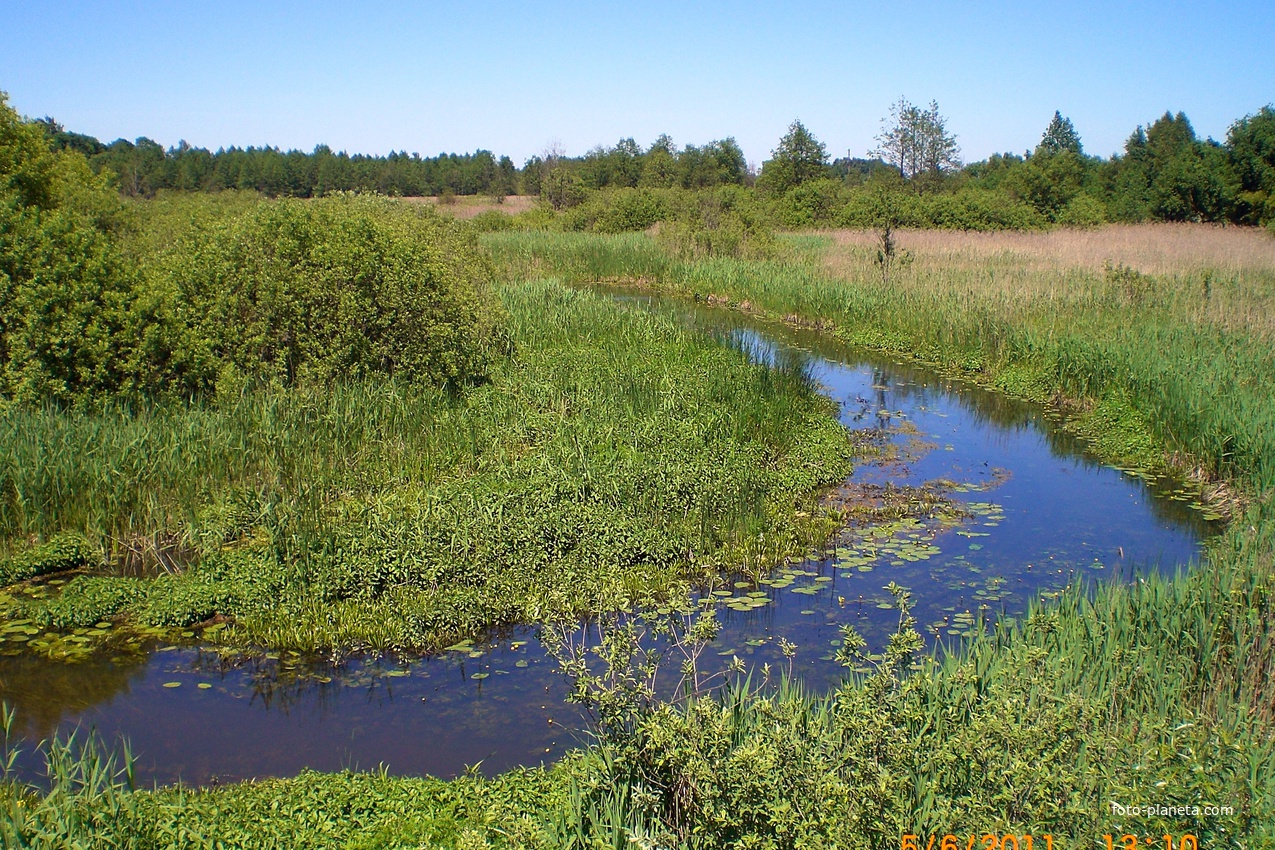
[142,194,505,392]
[0,93,159,405]
[2,91,504,405]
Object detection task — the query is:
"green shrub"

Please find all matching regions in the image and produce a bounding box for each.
[1056,193,1109,227]
[770,178,850,227]
[467,209,514,232]
[657,186,777,259]
[0,532,97,586]
[0,94,176,405]
[143,194,506,391]
[3,91,508,405]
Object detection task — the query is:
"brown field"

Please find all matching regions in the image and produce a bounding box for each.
[821,224,1275,339]
[399,194,538,219]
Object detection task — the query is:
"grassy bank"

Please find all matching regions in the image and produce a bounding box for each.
[482,226,1275,490]
[5,224,1274,846]
[0,277,856,654]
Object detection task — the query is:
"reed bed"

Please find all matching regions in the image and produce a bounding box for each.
[483,228,1275,488]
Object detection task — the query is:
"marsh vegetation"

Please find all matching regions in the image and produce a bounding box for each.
[3,92,1275,846]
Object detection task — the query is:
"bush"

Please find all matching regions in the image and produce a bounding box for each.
[1056,193,1108,228]
[140,193,506,391]
[0,94,171,405]
[834,186,1047,231]
[656,186,777,259]
[0,532,97,586]
[466,209,513,232]
[3,91,508,404]
[770,178,850,227]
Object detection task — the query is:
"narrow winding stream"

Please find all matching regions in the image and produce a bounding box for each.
[0,292,1214,786]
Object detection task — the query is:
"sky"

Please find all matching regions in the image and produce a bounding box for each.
[2,1,1272,167]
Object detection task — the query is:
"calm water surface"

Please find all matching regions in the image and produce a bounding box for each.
[0,293,1213,785]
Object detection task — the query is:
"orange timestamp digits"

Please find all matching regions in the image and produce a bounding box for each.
[902,836,1054,850]
[1104,837,1198,850]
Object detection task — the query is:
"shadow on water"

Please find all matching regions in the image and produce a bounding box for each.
[0,288,1215,786]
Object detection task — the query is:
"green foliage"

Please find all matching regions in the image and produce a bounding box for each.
[872,98,961,182]
[1106,112,1237,223]
[4,229,1275,845]
[1053,193,1107,227]
[1226,105,1275,226]
[656,186,778,259]
[1003,149,1094,221]
[769,177,850,228]
[142,193,504,391]
[558,187,670,233]
[0,94,161,405]
[2,97,506,405]
[757,120,829,194]
[834,184,1048,231]
[480,233,1275,845]
[0,532,97,586]
[28,92,1275,230]
[1,279,855,651]
[580,137,746,191]
[1037,110,1083,155]
[23,575,145,631]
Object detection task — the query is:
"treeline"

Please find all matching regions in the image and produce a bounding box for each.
[36,119,748,201]
[29,101,1275,230]
[750,106,1275,229]
[37,120,522,199]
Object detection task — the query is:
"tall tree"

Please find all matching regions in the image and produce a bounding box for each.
[1038,111,1083,155]
[871,99,959,181]
[1107,112,1234,222]
[1226,106,1275,225]
[760,120,829,193]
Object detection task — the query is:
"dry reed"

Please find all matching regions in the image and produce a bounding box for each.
[823,223,1275,339]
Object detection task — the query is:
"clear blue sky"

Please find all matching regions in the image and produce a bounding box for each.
[2,1,1272,167]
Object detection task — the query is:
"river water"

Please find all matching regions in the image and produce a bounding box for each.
[0,292,1213,786]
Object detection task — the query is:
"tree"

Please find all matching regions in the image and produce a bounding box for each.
[639,135,678,188]
[1108,111,1235,222]
[759,120,829,193]
[493,155,517,202]
[871,99,960,182]
[1226,105,1275,225]
[1038,111,1083,155]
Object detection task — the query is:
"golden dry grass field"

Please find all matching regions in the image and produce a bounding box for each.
[822,224,1275,340]
[403,194,538,218]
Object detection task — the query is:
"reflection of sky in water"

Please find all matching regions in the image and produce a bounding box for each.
[0,294,1210,786]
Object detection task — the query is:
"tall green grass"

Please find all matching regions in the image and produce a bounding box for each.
[1,279,856,651]
[482,230,1275,490]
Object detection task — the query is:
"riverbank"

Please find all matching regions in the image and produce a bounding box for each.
[4,225,1273,846]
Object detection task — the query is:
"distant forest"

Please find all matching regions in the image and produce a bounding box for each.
[32,103,1275,228]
